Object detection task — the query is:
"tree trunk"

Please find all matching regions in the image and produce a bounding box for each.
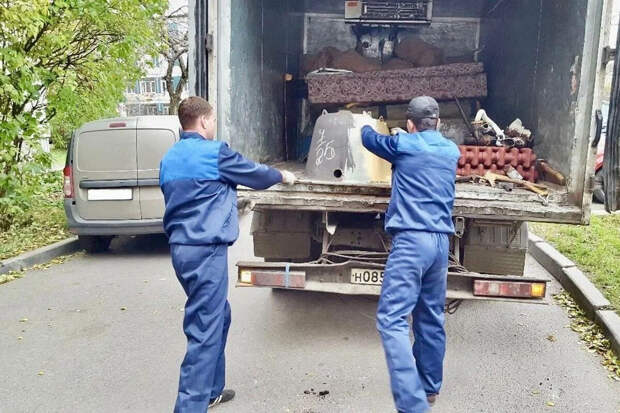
[166,55,188,115]
[169,95,180,115]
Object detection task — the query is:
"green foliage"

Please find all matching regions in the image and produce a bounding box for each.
[51,148,66,170]
[0,153,52,230]
[0,171,70,259]
[0,0,167,226]
[531,215,620,313]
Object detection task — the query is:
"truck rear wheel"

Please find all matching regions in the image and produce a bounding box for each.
[79,235,113,253]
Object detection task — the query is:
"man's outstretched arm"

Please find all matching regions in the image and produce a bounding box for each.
[218,143,295,189]
[361,125,399,163]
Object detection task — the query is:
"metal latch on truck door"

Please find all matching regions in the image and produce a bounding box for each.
[454,217,466,238]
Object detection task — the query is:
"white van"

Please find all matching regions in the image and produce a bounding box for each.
[63,116,180,252]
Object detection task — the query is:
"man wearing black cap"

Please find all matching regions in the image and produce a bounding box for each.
[361,96,460,413]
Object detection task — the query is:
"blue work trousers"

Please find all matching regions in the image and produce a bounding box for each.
[170,243,231,413]
[377,230,449,413]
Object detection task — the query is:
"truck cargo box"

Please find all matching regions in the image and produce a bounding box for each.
[190,0,613,225]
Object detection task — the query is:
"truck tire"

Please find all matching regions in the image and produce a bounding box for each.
[593,170,605,204]
[79,235,113,253]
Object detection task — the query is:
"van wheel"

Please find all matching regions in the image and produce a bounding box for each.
[79,236,113,253]
[593,170,605,204]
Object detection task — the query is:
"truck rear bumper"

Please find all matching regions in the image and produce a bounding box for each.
[236,260,550,304]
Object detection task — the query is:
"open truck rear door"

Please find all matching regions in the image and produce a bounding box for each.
[604,22,620,212]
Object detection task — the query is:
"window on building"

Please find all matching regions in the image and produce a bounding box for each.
[140,78,157,94]
[145,104,158,115]
[127,104,141,116]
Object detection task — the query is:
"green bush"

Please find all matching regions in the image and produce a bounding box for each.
[0,171,70,260]
[0,151,52,231]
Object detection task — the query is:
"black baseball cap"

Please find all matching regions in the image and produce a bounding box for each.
[406,96,440,120]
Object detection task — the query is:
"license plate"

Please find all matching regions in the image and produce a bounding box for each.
[87,188,133,201]
[350,268,384,286]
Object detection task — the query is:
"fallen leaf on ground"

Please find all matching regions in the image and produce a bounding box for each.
[553,292,620,381]
[546,335,557,342]
[546,401,555,407]
[19,318,28,322]
[37,371,44,376]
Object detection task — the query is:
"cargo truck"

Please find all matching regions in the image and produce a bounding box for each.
[188,0,620,302]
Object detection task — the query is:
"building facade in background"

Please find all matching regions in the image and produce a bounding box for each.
[120,56,188,117]
[120,0,188,116]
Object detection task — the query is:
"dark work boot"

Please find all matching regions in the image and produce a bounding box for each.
[208,389,235,409]
[427,394,438,407]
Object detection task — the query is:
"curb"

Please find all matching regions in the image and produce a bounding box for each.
[0,237,80,275]
[528,234,620,356]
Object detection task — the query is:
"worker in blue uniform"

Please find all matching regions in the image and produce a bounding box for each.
[362,96,460,413]
[159,96,296,413]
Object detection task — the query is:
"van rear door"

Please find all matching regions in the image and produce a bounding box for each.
[136,116,180,219]
[73,119,140,220]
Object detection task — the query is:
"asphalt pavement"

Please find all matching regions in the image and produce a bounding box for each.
[1,214,619,413]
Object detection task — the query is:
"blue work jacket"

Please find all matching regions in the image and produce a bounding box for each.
[159,132,282,245]
[362,126,460,234]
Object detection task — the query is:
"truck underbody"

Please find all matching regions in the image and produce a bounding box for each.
[237,163,552,302]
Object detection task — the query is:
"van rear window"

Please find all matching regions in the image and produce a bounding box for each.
[76,130,137,172]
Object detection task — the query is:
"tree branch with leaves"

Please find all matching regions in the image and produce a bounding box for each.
[162,5,189,115]
[0,0,167,228]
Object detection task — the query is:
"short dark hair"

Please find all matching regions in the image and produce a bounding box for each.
[178,96,214,129]
[410,117,439,132]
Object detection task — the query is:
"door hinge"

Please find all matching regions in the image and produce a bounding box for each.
[588,175,596,191]
[454,216,466,238]
[602,46,616,66]
[206,33,214,53]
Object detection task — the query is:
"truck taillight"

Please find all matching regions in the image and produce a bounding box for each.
[473,280,546,299]
[63,165,73,198]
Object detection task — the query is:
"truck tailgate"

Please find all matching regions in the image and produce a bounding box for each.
[238,161,582,223]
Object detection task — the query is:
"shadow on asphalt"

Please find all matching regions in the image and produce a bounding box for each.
[266,288,381,336]
[271,288,379,304]
[106,234,170,256]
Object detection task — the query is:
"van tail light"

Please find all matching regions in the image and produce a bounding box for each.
[473,280,546,299]
[63,165,73,198]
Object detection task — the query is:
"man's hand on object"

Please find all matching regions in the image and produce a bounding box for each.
[280,170,297,185]
[390,127,406,136]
